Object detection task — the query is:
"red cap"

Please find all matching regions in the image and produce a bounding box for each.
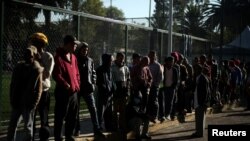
[234,59,240,66]
[171,52,179,62]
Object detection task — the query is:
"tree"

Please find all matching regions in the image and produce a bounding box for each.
[78,0,105,42]
[26,0,68,29]
[151,0,169,30]
[94,6,125,55]
[173,0,191,32]
[183,4,206,37]
[205,0,250,42]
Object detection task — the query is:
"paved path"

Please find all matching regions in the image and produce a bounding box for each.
[1,107,249,141]
[151,107,250,141]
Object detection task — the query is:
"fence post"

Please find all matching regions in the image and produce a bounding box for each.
[150,28,158,51]
[77,15,80,39]
[0,0,5,125]
[159,32,163,63]
[124,25,128,64]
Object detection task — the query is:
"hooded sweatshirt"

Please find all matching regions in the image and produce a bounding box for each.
[53,47,80,94]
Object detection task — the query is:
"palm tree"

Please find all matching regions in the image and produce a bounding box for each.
[151,0,169,29]
[205,0,250,36]
[27,0,69,29]
[182,3,207,37]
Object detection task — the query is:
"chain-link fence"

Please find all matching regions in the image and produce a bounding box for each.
[0,0,210,134]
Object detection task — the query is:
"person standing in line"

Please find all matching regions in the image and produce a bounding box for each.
[29,32,54,141]
[112,52,130,134]
[191,66,211,138]
[245,62,250,111]
[96,54,115,131]
[169,52,180,121]
[130,56,153,140]
[159,57,178,122]
[176,53,188,123]
[183,57,194,113]
[52,35,80,141]
[147,51,163,123]
[7,46,43,141]
[74,42,104,137]
[129,53,141,71]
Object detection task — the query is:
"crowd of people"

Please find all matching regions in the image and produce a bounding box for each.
[6,32,250,141]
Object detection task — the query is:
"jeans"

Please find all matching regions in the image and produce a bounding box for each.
[97,94,114,131]
[76,92,100,133]
[7,107,36,141]
[158,87,175,119]
[54,88,78,141]
[195,106,207,136]
[147,86,159,119]
[128,117,149,138]
[33,91,50,141]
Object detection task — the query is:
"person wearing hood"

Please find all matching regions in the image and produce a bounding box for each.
[96,54,115,132]
[52,35,80,141]
[7,46,44,141]
[74,42,104,137]
[111,52,130,136]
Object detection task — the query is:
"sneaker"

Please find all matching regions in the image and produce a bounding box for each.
[170,116,175,121]
[166,115,171,120]
[73,130,80,137]
[150,118,160,124]
[65,136,75,141]
[140,134,152,140]
[159,117,166,123]
[94,130,105,138]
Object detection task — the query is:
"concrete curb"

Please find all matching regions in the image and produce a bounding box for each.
[76,112,196,141]
[10,107,230,141]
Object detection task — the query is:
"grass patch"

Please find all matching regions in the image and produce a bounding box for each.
[0,72,87,126]
[1,72,12,121]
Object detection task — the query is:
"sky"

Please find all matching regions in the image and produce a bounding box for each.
[102,0,156,18]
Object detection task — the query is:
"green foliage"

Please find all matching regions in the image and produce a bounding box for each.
[105,6,125,20]
[78,2,125,61]
[205,0,250,43]
[1,73,11,121]
[183,4,207,37]
[78,0,106,42]
[80,0,105,16]
[151,0,169,29]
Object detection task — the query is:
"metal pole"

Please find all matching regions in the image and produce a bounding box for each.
[0,0,4,123]
[149,0,151,27]
[125,25,128,64]
[168,0,173,55]
[160,32,163,63]
[77,15,80,39]
[110,0,112,18]
[219,0,224,62]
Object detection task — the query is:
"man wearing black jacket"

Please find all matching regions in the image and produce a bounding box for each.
[75,42,104,137]
[191,65,211,138]
[96,54,115,131]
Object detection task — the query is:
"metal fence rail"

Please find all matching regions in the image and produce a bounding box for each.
[0,0,210,133]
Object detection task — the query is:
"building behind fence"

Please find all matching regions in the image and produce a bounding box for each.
[0,0,210,133]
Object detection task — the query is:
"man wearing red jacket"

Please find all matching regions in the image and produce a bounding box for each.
[52,35,80,141]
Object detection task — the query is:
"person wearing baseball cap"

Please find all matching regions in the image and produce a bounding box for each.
[52,35,80,141]
[29,32,55,141]
[63,35,81,45]
[74,42,105,137]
